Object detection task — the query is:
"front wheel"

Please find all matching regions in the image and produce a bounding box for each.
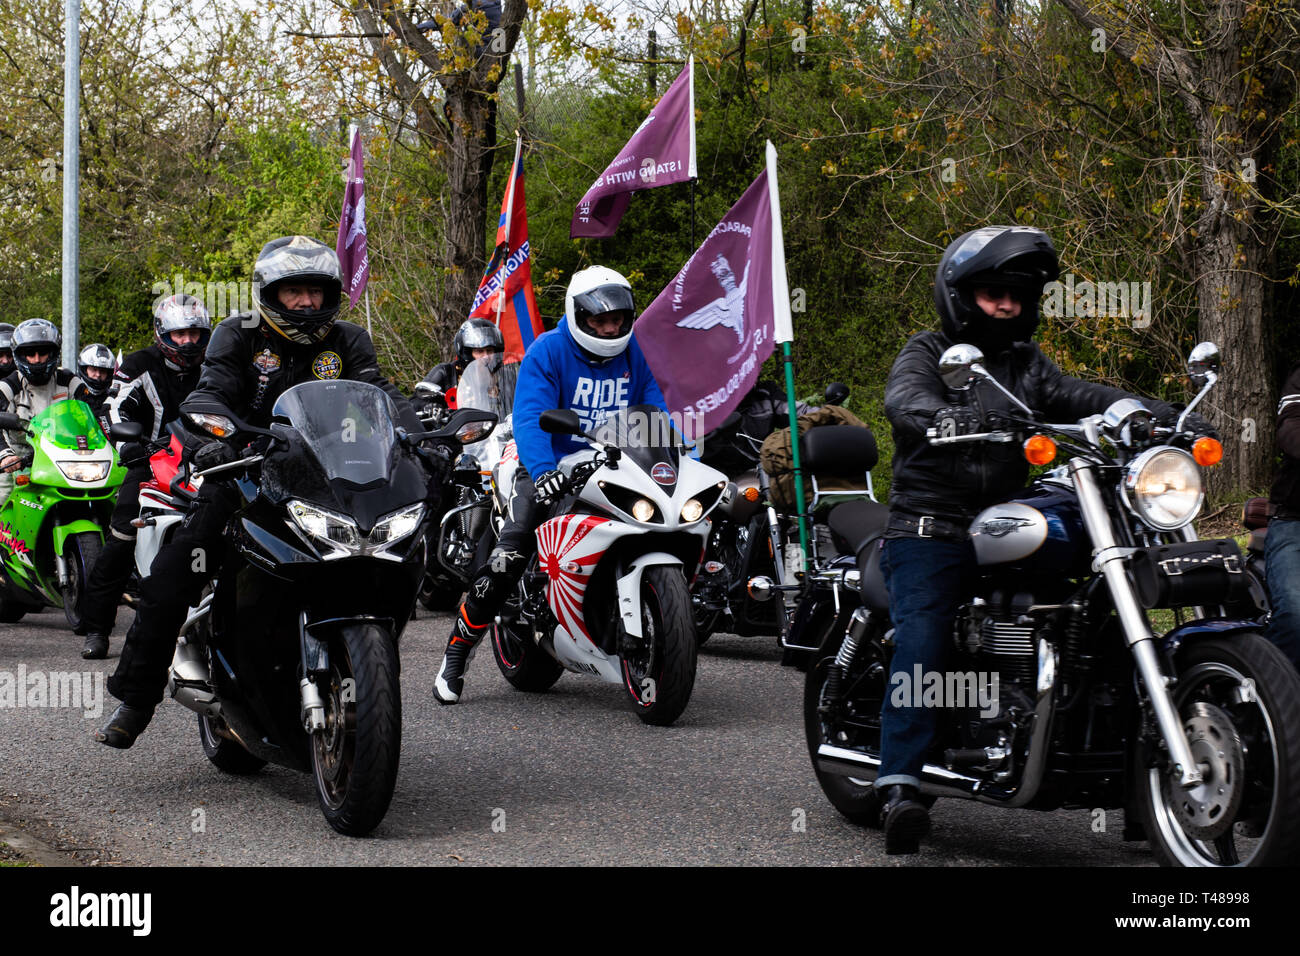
[311,623,402,837]
[621,566,697,726]
[62,531,102,631]
[1136,632,1300,866]
[491,618,564,691]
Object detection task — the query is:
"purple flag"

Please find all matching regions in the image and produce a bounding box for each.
[634,168,783,435]
[571,59,696,238]
[337,130,369,308]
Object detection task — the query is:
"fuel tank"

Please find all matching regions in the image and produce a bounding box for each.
[970,479,1087,572]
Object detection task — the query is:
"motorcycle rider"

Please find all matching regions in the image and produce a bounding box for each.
[431,265,666,704]
[95,235,423,748]
[78,297,211,660]
[1265,364,1300,667]
[876,225,1214,854]
[0,324,16,378]
[0,320,92,500]
[75,342,120,435]
[414,317,505,419]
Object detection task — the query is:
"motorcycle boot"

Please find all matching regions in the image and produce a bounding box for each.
[432,607,488,705]
[81,632,109,660]
[93,702,154,749]
[880,784,931,855]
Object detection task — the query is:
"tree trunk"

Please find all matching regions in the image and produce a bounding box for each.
[442,80,495,322]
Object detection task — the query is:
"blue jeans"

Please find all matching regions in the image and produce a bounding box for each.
[876,536,977,789]
[1266,518,1300,669]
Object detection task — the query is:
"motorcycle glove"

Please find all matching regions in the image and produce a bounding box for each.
[931,406,982,438]
[193,440,237,472]
[534,468,569,505]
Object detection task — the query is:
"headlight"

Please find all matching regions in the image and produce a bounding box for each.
[681,498,704,522]
[370,503,424,545]
[56,460,110,482]
[1123,447,1204,530]
[288,500,362,550]
[632,498,655,523]
[287,499,424,555]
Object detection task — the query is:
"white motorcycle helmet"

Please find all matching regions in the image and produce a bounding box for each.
[565,266,636,361]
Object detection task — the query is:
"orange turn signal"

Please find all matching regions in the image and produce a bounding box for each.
[1023,435,1057,466]
[1192,436,1223,468]
[742,486,760,502]
[14,475,29,486]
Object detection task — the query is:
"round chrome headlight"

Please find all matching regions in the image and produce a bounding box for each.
[631,498,655,523]
[680,498,703,522]
[1123,447,1204,531]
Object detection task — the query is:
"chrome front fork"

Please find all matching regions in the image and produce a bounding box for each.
[1067,459,1201,789]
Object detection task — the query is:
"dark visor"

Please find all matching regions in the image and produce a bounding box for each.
[573,284,635,319]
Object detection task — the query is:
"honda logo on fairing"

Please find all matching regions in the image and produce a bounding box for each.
[651,463,677,485]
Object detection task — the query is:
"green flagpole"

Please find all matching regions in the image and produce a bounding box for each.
[765,139,806,575]
[782,340,809,572]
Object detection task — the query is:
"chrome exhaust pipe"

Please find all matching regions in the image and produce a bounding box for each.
[816,639,1059,807]
[167,637,221,718]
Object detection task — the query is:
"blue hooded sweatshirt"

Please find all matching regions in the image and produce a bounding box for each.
[512,317,667,481]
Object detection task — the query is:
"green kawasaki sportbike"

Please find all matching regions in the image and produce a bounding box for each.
[0,399,132,627]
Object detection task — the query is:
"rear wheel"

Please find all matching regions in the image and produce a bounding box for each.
[198,713,266,774]
[621,566,697,726]
[62,531,102,631]
[311,623,402,837]
[1137,633,1300,866]
[804,645,889,826]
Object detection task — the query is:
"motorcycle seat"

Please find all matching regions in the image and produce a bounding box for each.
[826,498,889,553]
[799,424,878,475]
[826,499,891,611]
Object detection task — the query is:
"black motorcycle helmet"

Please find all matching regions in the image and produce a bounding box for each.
[0,323,14,376]
[11,318,61,386]
[933,226,1059,352]
[253,236,344,345]
[453,318,504,370]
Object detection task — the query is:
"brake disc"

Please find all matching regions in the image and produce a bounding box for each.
[1165,701,1245,841]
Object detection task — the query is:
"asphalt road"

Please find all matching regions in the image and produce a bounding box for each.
[0,605,1152,866]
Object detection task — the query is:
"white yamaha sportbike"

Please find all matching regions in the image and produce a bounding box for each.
[487,405,729,725]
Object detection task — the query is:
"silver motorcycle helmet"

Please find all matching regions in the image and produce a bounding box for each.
[153,294,212,369]
[77,342,117,396]
[253,236,344,345]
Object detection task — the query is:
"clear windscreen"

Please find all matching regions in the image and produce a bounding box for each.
[270,380,397,485]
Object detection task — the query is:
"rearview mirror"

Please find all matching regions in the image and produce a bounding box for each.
[938,344,985,390]
[539,409,582,436]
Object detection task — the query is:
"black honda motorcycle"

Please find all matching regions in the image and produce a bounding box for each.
[789,342,1300,866]
[168,380,494,836]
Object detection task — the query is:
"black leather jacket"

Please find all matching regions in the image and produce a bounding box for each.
[108,345,202,442]
[180,315,421,441]
[885,331,1190,522]
[1270,365,1300,517]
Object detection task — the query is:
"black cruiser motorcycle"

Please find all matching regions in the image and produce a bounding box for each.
[788,342,1300,866]
[167,380,494,835]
